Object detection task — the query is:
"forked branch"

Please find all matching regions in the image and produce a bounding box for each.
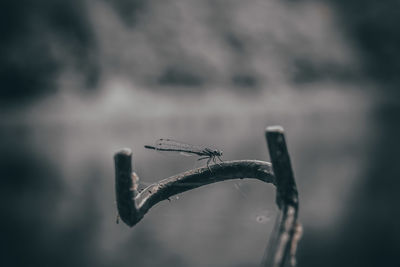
[114,126,301,267]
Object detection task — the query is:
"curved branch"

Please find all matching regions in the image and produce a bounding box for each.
[113,126,301,267]
[136,160,275,219]
[114,157,275,227]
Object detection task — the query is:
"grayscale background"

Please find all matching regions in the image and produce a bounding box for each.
[1,1,399,266]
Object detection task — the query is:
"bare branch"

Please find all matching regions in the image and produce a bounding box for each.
[113,125,301,267]
[263,126,300,267]
[114,157,274,227]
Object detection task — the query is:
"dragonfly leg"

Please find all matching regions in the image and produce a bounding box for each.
[212,156,222,167]
[207,157,212,172]
[217,156,224,163]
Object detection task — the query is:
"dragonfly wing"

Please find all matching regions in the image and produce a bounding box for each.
[154,139,206,155]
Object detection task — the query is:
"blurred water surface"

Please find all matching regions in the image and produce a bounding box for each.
[1,84,372,267]
[0,0,388,266]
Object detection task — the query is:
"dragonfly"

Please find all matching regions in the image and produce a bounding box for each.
[144,139,223,170]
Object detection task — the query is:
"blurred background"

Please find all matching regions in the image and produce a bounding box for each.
[1,0,399,266]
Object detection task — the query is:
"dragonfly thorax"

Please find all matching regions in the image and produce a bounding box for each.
[204,148,223,157]
[214,150,223,157]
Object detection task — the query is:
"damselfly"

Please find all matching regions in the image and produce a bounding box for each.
[145,139,223,170]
